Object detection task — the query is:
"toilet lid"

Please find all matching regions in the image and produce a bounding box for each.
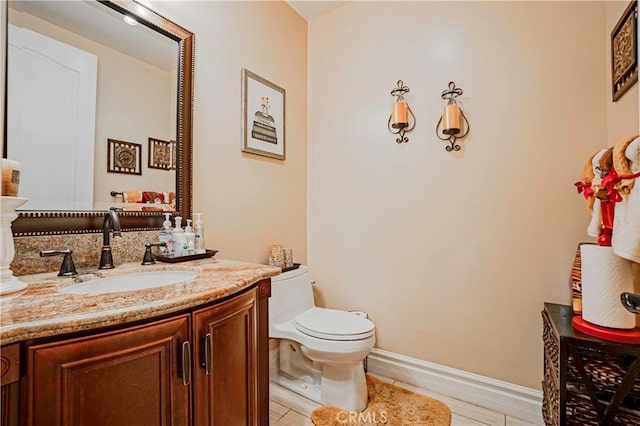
[295,308,375,341]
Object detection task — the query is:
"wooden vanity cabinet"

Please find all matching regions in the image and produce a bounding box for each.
[1,344,20,426]
[192,288,258,425]
[13,279,271,426]
[25,315,191,426]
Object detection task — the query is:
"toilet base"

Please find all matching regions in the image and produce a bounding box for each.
[319,362,369,412]
[276,339,369,412]
[272,372,322,404]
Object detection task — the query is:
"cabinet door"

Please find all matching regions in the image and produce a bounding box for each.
[1,344,20,426]
[192,289,258,426]
[25,315,191,426]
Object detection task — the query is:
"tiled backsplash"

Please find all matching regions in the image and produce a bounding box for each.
[11,231,160,276]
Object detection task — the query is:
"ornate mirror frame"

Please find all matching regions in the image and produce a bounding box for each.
[5,0,193,236]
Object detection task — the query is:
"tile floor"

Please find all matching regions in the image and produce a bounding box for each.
[269,373,540,426]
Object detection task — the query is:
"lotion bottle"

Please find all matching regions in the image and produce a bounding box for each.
[159,213,173,253]
[185,219,195,253]
[194,213,206,254]
[173,216,186,255]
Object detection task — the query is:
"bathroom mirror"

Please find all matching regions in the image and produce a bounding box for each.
[3,0,193,236]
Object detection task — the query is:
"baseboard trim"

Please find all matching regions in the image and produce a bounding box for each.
[366,348,543,425]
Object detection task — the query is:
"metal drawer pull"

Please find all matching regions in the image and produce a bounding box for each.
[203,333,212,375]
[181,341,191,386]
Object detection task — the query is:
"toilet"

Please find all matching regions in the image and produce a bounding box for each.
[269,266,375,412]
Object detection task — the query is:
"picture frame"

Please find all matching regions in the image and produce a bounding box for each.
[241,68,286,160]
[170,140,177,170]
[611,0,638,101]
[107,139,141,175]
[148,137,172,170]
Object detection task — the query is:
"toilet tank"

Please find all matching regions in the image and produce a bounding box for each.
[269,266,314,325]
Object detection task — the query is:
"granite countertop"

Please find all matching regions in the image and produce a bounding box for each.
[0,259,281,345]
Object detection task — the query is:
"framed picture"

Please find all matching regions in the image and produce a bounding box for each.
[170,140,177,170]
[107,139,141,175]
[241,69,286,160]
[148,137,172,170]
[611,0,638,101]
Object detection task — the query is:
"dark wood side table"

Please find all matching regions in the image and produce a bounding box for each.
[542,303,640,425]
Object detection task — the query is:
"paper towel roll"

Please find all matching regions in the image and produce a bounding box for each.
[581,245,635,329]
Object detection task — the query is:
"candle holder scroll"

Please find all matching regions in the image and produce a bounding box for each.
[388,80,416,143]
[436,81,470,152]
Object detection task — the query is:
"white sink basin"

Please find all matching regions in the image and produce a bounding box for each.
[60,271,199,295]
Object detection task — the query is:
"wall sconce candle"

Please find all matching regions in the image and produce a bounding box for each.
[388,80,416,143]
[436,81,470,151]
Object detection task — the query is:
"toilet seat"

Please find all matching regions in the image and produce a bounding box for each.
[295,307,375,341]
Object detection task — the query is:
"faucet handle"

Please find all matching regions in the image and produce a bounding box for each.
[40,249,78,277]
[142,242,167,265]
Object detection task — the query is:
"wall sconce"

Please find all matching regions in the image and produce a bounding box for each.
[436,81,469,152]
[388,80,416,143]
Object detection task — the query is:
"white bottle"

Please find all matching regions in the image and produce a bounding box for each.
[159,213,173,253]
[184,219,195,253]
[194,213,206,254]
[173,216,187,255]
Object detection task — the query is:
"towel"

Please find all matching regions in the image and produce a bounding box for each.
[123,190,142,203]
[121,190,173,204]
[142,191,164,204]
[612,137,640,263]
[614,133,640,195]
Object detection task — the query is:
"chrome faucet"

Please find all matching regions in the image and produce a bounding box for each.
[98,210,121,269]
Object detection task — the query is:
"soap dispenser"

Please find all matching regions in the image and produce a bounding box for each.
[184,219,195,253]
[194,213,206,254]
[159,213,173,253]
[173,216,187,255]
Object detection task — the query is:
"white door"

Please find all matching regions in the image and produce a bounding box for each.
[7,24,97,210]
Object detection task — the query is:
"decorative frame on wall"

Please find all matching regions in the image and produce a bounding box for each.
[241,68,286,160]
[148,137,172,170]
[107,138,142,175]
[170,140,177,170]
[611,0,638,102]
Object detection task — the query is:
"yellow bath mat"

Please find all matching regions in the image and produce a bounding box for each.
[311,374,451,425]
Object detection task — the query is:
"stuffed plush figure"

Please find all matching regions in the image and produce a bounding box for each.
[576,134,640,247]
[577,148,607,241]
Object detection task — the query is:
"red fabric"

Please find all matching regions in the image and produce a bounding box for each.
[142,191,164,204]
[574,181,594,199]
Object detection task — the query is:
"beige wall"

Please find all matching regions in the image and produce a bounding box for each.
[308,1,608,389]
[7,9,175,210]
[605,0,639,144]
[148,1,308,264]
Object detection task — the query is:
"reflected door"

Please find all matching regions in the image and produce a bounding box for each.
[7,25,97,210]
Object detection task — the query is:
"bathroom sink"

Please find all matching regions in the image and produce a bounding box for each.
[59,270,199,295]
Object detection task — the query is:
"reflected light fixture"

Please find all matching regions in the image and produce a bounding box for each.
[436,81,469,152]
[388,80,416,144]
[123,15,138,26]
